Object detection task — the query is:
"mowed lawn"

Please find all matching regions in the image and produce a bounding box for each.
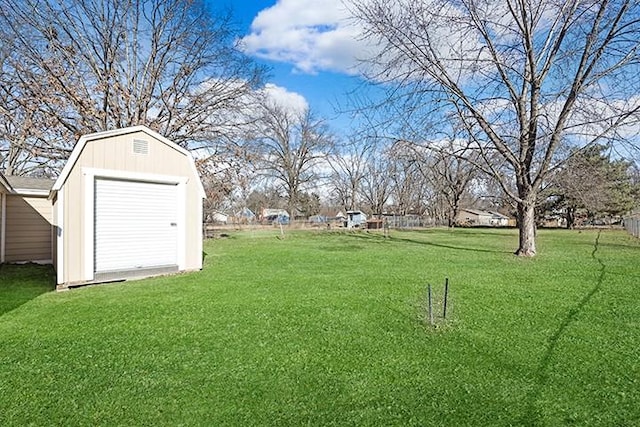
[1,228,639,426]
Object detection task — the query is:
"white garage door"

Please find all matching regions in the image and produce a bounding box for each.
[94,178,179,273]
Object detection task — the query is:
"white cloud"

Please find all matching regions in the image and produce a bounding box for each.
[240,0,369,74]
[239,0,490,80]
[260,83,309,114]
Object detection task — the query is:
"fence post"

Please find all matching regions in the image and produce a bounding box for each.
[443,278,449,319]
[428,284,433,326]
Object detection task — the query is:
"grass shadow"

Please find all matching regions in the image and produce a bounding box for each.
[520,230,606,425]
[0,263,55,317]
[442,227,518,237]
[389,236,513,254]
[337,230,512,254]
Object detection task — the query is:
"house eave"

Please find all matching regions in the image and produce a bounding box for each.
[11,189,50,197]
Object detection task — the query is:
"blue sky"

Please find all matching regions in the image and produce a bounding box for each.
[215,0,370,133]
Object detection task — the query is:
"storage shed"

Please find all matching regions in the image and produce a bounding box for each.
[0,174,54,264]
[346,210,367,229]
[50,126,205,288]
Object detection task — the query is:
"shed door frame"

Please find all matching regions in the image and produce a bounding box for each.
[82,167,187,282]
[0,191,5,263]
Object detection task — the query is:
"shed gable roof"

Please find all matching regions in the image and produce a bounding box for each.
[51,125,205,198]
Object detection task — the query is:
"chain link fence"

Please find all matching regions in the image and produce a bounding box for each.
[624,216,640,238]
[203,215,451,238]
[383,215,431,228]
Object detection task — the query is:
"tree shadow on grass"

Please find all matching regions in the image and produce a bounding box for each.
[520,230,606,425]
[341,231,512,253]
[0,263,55,317]
[388,235,513,254]
[440,227,518,237]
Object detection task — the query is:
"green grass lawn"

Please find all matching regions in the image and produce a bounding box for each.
[1,228,639,426]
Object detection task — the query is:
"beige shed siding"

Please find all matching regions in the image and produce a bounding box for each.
[61,130,202,284]
[0,191,4,262]
[5,195,52,262]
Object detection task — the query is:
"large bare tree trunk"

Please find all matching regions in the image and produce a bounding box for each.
[516,201,537,256]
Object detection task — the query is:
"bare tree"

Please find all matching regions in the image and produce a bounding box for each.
[249,101,333,216]
[426,143,479,227]
[0,0,263,175]
[327,136,374,211]
[350,0,640,255]
[0,44,69,175]
[245,187,286,219]
[197,150,255,223]
[386,137,479,224]
[386,142,429,215]
[359,147,394,215]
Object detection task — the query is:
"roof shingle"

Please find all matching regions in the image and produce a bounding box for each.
[4,175,55,192]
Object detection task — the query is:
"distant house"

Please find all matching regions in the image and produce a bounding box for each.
[308,214,327,223]
[456,209,512,227]
[261,208,289,224]
[211,211,229,224]
[346,210,367,229]
[235,207,256,223]
[487,211,510,226]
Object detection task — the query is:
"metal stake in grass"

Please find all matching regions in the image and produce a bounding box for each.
[443,277,449,319]
[428,284,434,326]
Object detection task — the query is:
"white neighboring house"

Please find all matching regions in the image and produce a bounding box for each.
[456,209,512,227]
[211,211,229,224]
[346,210,367,229]
[487,211,510,226]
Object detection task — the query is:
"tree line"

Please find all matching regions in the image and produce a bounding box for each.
[1,0,640,256]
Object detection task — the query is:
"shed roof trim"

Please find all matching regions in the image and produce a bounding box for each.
[0,172,12,193]
[51,125,205,198]
[0,173,54,195]
[5,175,54,193]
